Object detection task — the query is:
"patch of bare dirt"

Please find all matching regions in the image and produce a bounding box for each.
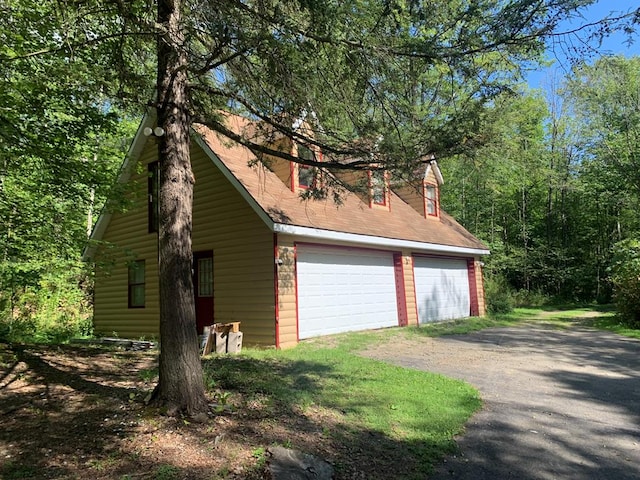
[0,343,411,480]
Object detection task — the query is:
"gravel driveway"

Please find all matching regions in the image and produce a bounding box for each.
[361,319,640,479]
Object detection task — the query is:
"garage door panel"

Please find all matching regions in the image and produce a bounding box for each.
[297,245,399,339]
[414,257,470,323]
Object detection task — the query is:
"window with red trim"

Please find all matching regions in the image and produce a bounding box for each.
[298,165,315,189]
[296,144,317,190]
[425,183,439,216]
[370,170,388,206]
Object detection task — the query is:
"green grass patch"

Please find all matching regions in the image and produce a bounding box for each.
[203,305,638,477]
[531,304,640,338]
[204,337,481,477]
[581,315,640,339]
[401,308,536,337]
[402,305,628,337]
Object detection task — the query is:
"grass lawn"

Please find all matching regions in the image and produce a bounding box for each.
[205,334,481,477]
[580,314,640,339]
[3,305,636,479]
[401,304,640,339]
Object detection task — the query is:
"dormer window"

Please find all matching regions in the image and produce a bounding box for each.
[369,170,389,208]
[425,182,439,217]
[298,165,315,189]
[294,143,319,191]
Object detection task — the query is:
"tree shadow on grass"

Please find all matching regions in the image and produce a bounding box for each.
[203,354,340,405]
[0,344,478,480]
[203,354,475,479]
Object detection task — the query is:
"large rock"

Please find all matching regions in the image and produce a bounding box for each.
[268,446,334,480]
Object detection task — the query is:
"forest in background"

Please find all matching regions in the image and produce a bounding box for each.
[442,55,640,317]
[2,7,640,342]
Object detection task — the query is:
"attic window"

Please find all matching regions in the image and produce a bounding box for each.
[425,183,439,217]
[370,170,388,207]
[298,165,315,189]
[296,144,318,190]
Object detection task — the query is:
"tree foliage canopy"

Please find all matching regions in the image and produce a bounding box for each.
[2,0,603,171]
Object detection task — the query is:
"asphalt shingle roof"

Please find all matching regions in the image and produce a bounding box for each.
[196,116,488,252]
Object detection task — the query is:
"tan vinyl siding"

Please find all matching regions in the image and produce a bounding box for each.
[401,251,418,326]
[329,169,369,204]
[190,146,275,346]
[394,182,425,218]
[275,235,298,348]
[93,141,276,345]
[263,137,293,189]
[93,141,160,338]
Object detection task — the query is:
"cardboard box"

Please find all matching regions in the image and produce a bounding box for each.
[213,322,241,333]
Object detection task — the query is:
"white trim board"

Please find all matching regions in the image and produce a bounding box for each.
[274,223,490,256]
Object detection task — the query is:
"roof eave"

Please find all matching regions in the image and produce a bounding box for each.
[273,223,490,256]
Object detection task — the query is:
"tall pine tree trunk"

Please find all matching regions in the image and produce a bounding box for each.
[151,0,208,418]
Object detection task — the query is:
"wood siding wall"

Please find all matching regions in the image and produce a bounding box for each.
[93,140,276,345]
[400,251,419,325]
[394,182,425,218]
[474,258,486,316]
[329,169,369,204]
[263,137,293,189]
[190,147,275,346]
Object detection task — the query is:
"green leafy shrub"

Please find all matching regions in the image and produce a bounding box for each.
[484,274,514,314]
[511,288,550,308]
[610,239,640,328]
[0,260,93,343]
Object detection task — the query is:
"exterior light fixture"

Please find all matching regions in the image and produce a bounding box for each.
[143,126,165,137]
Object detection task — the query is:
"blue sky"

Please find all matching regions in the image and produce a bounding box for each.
[527,0,640,89]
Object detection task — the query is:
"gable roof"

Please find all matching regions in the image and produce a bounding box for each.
[194,114,488,256]
[86,111,488,259]
[425,158,444,185]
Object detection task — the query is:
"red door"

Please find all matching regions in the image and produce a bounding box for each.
[193,251,214,333]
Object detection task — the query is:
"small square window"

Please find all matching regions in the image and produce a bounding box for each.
[298,165,315,189]
[128,260,145,308]
[298,144,314,162]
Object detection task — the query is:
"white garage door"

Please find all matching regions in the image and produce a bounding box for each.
[297,245,399,339]
[414,256,470,323]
